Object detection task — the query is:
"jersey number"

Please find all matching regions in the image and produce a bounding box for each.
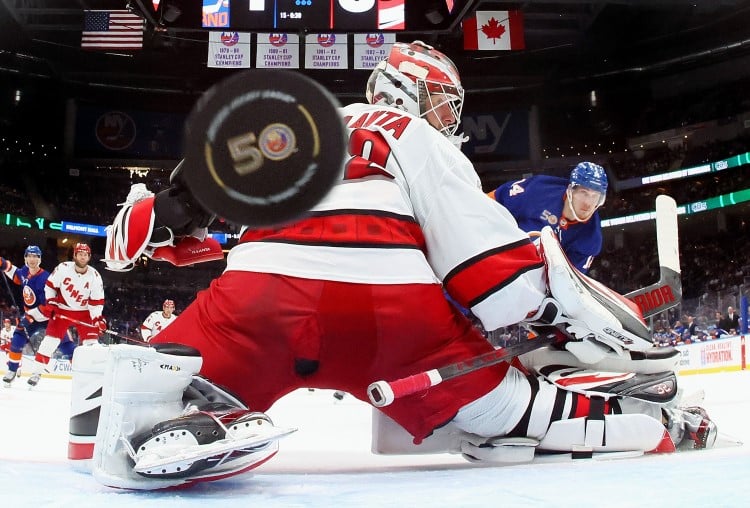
[344,128,393,181]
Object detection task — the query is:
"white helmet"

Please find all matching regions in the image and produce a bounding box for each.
[366,40,464,138]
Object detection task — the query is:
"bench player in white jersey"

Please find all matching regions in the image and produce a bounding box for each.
[140,299,177,342]
[70,41,716,489]
[0,318,13,354]
[28,243,105,387]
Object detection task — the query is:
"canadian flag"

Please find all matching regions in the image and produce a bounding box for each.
[463,10,525,51]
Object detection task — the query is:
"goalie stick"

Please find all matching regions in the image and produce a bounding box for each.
[367,195,681,408]
[624,194,681,319]
[56,314,146,345]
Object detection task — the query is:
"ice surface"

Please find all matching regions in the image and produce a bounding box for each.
[1,370,747,507]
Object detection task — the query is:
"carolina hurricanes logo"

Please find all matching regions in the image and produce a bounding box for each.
[317,34,336,47]
[22,286,37,306]
[259,123,296,161]
[269,33,287,46]
[365,33,385,47]
[220,32,239,46]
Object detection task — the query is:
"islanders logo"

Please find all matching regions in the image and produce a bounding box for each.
[22,286,38,306]
[259,123,296,161]
[365,33,385,47]
[269,33,288,47]
[317,34,336,47]
[95,111,136,151]
[221,32,240,46]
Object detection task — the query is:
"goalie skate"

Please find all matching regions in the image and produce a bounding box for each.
[535,226,655,364]
[131,407,296,479]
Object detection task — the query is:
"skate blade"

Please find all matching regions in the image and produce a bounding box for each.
[133,426,297,473]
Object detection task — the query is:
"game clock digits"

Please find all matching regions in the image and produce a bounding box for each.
[202,0,405,31]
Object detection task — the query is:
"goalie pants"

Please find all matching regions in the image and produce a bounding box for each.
[151,271,509,443]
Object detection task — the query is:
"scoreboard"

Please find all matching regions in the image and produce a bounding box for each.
[202,0,405,31]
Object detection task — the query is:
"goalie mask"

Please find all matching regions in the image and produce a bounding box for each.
[366,40,464,138]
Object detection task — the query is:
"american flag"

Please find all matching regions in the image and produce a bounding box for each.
[81,10,143,51]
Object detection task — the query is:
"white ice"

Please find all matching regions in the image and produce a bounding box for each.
[1,370,748,507]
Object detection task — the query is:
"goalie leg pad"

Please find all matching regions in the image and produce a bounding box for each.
[538,412,666,453]
[520,345,680,375]
[69,343,109,469]
[92,343,203,490]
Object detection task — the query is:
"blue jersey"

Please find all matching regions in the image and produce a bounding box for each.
[491,175,602,273]
[8,265,50,321]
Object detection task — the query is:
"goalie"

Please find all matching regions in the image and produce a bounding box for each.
[70,41,717,490]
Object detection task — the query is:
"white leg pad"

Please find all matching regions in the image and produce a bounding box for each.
[520,346,680,375]
[538,413,666,453]
[92,344,202,490]
[69,343,110,471]
[371,408,471,455]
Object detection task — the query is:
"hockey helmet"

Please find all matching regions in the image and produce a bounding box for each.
[3,318,10,324]
[24,245,42,257]
[73,242,91,256]
[366,40,464,137]
[570,162,608,195]
[163,299,175,308]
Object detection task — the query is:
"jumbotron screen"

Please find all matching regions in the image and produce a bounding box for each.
[202,0,405,31]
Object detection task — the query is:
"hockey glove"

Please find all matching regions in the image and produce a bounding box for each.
[93,316,107,333]
[0,257,11,272]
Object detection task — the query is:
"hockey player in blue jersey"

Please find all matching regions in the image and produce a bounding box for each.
[488,162,607,274]
[1,245,51,387]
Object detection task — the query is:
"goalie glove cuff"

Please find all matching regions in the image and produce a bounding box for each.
[150,236,224,267]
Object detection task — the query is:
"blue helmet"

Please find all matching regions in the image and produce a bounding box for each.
[570,162,608,194]
[24,245,42,257]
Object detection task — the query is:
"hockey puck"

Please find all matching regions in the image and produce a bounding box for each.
[182,70,345,226]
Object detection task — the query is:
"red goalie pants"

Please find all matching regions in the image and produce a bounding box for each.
[152,271,509,443]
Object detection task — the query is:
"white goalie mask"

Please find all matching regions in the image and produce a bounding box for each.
[366,40,464,138]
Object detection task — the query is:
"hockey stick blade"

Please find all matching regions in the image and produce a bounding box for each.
[624,195,681,318]
[133,426,297,475]
[367,333,556,408]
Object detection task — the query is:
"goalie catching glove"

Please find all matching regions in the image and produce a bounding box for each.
[104,180,223,272]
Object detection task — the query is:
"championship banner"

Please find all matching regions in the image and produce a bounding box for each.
[207,31,251,68]
[304,33,348,70]
[353,33,395,70]
[256,33,300,69]
[463,10,525,51]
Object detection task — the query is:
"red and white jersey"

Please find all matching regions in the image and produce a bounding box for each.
[0,325,14,344]
[140,311,178,341]
[227,103,546,330]
[45,262,105,320]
